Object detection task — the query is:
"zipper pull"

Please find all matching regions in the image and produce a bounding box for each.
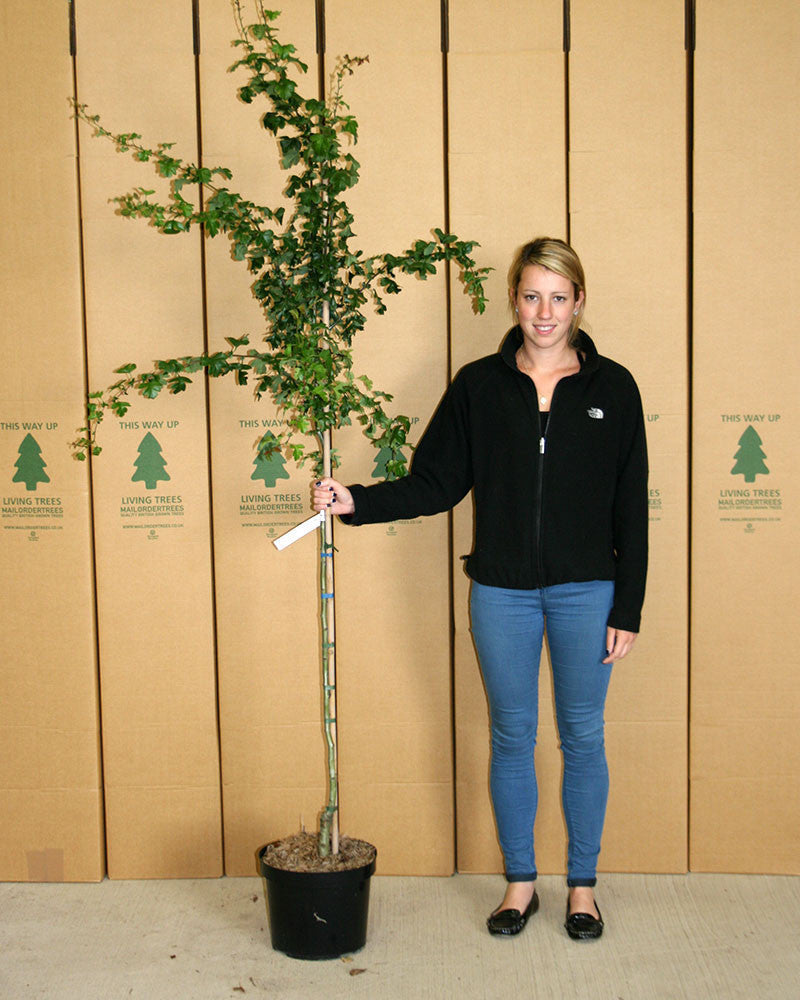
[539,436,545,454]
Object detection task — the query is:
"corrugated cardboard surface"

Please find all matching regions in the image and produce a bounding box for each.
[691,0,800,873]
[199,0,324,876]
[0,0,104,881]
[450,0,688,876]
[77,0,222,878]
[448,0,569,875]
[568,0,688,873]
[328,0,455,875]
[3,0,797,881]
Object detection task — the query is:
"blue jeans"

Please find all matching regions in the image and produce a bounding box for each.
[469,580,615,887]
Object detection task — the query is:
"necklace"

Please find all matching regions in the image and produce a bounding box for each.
[516,346,580,407]
[516,349,549,405]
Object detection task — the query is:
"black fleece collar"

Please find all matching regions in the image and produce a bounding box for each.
[499,325,601,375]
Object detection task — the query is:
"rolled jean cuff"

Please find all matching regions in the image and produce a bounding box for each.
[506,872,537,883]
[566,877,597,887]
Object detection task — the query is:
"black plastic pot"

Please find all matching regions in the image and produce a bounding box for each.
[259,843,376,960]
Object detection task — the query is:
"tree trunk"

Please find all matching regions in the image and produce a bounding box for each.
[318,300,339,856]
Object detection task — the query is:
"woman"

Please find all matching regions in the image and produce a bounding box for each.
[312,237,648,940]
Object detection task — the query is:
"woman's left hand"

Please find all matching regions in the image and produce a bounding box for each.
[603,628,637,664]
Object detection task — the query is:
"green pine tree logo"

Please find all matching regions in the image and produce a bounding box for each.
[132,432,170,490]
[371,446,408,481]
[371,447,393,480]
[731,424,769,482]
[12,433,50,491]
[251,431,290,487]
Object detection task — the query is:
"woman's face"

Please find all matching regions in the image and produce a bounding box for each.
[512,264,583,354]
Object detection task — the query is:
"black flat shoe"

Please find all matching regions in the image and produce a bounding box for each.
[486,889,539,936]
[564,898,604,940]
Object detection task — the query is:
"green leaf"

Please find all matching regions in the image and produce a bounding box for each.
[262,112,285,133]
[156,359,181,374]
[168,375,192,393]
[157,156,180,178]
[279,136,301,168]
[274,77,297,101]
[226,335,250,348]
[310,132,335,160]
[271,42,297,59]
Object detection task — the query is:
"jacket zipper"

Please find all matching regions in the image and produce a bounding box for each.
[535,389,558,587]
[535,409,546,586]
[514,348,583,588]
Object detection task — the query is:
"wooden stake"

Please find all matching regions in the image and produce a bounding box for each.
[321,299,339,855]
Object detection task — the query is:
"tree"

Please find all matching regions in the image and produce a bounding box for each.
[252,430,290,486]
[72,3,489,858]
[13,433,50,492]
[131,431,170,490]
[731,424,769,483]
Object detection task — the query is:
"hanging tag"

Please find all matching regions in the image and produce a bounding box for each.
[273,511,325,550]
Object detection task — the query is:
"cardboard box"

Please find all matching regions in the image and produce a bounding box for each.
[203,0,456,876]
[314,0,456,875]
[568,0,688,874]
[448,0,569,875]
[0,0,104,881]
[690,0,800,874]
[198,0,326,875]
[7,0,795,881]
[450,0,689,876]
[76,0,222,878]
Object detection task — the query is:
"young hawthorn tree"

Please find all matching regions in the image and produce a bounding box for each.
[73,2,489,859]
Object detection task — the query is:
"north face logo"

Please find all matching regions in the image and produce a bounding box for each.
[587,407,604,419]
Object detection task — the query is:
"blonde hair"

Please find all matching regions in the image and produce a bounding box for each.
[508,237,586,347]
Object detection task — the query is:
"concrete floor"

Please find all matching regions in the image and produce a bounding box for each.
[2,872,799,1000]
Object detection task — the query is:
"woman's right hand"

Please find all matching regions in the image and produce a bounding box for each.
[312,477,355,517]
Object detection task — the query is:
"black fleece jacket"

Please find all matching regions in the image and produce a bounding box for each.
[345,327,648,632]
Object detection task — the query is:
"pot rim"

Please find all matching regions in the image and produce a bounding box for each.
[258,841,377,883]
